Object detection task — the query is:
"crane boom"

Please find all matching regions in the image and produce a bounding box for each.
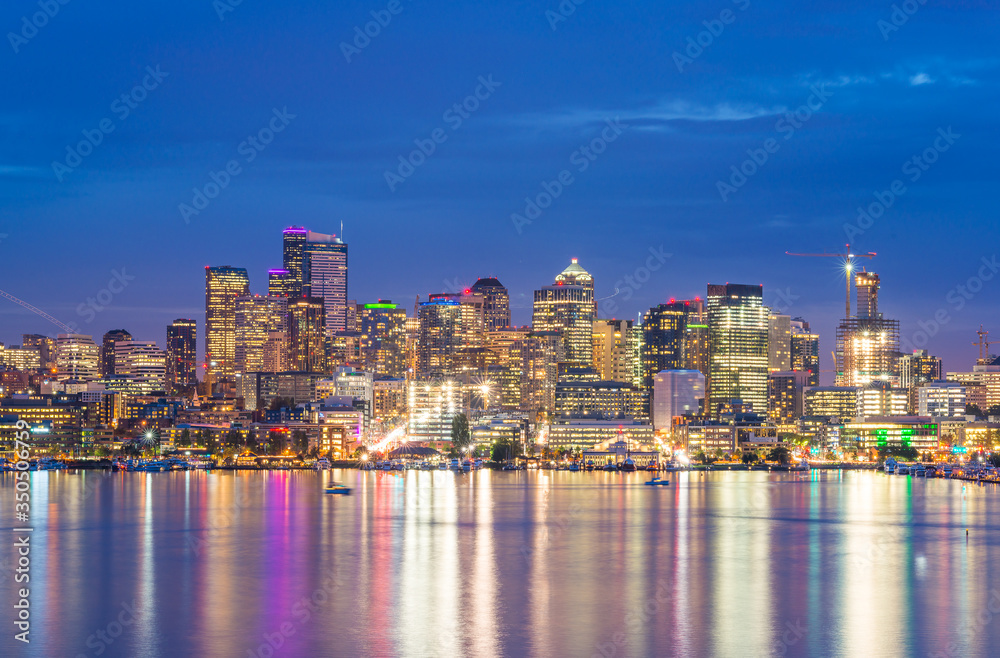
[786,244,876,318]
[0,289,76,333]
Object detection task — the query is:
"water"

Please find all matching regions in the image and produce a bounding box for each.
[2,469,999,657]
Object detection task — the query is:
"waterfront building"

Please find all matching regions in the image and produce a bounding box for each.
[470,277,511,331]
[205,266,250,385]
[790,318,820,387]
[840,416,940,452]
[673,422,737,454]
[804,386,859,423]
[303,231,349,335]
[373,377,407,421]
[334,366,375,425]
[900,349,943,411]
[533,259,596,366]
[652,369,705,430]
[706,283,768,418]
[235,295,288,374]
[554,370,646,420]
[407,379,463,443]
[166,320,197,395]
[856,381,908,417]
[918,382,966,418]
[546,418,655,452]
[55,333,101,382]
[835,271,900,387]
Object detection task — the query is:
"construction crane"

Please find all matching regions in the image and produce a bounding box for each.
[785,244,876,319]
[0,288,76,333]
[973,325,994,365]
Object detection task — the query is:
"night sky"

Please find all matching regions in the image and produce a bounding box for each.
[2,0,997,381]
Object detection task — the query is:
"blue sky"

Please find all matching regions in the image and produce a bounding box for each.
[1,0,998,380]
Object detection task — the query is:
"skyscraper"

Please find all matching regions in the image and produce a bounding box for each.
[790,318,820,387]
[235,295,288,374]
[682,299,710,377]
[287,297,327,373]
[205,266,250,384]
[166,319,197,394]
[835,270,900,387]
[303,231,349,335]
[592,318,636,384]
[417,298,468,377]
[706,283,768,418]
[652,369,706,430]
[641,302,687,390]
[470,277,511,331]
[114,341,168,394]
[359,301,408,378]
[768,313,791,372]
[533,259,595,366]
[268,268,295,298]
[55,334,100,382]
[99,329,132,378]
[282,227,307,297]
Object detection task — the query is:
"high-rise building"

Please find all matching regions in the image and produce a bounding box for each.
[55,334,100,382]
[303,231,348,335]
[520,331,564,416]
[706,283,768,418]
[533,260,595,366]
[790,318,820,387]
[166,319,197,394]
[682,299,710,377]
[235,295,288,374]
[768,313,791,372]
[99,330,132,378]
[205,266,250,384]
[900,349,943,412]
[592,319,636,384]
[287,297,327,373]
[407,379,463,443]
[282,227,308,298]
[470,277,511,331]
[359,301,408,378]
[918,382,966,418]
[804,386,859,423]
[856,381,908,417]
[268,268,295,298]
[641,302,687,390]
[767,370,809,427]
[835,271,900,387]
[652,369,705,430]
[114,341,168,394]
[22,334,56,369]
[416,298,481,377]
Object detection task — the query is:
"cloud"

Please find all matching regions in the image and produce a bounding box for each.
[909,73,935,86]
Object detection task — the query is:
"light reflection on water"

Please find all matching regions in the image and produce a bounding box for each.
[2,469,1000,657]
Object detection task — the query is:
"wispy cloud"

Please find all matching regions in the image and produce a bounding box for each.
[502,100,784,132]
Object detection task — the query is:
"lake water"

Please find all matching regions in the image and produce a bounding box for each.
[2,469,1000,657]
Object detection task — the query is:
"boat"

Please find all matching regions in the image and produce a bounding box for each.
[620,458,637,472]
[569,462,580,472]
[438,462,447,470]
[884,457,897,474]
[645,462,659,472]
[895,463,910,476]
[602,462,617,472]
[644,477,670,486]
[911,464,926,477]
[585,460,595,472]
[314,457,331,470]
[37,457,67,471]
[324,482,351,495]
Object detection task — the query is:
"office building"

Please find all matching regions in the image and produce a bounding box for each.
[205,266,250,384]
[682,299,710,377]
[804,386,859,423]
[166,319,197,395]
[55,334,100,382]
[99,330,132,378]
[334,366,375,424]
[641,302,687,391]
[520,331,564,416]
[303,231,349,335]
[768,313,791,372]
[856,381,907,418]
[790,318,820,387]
[592,318,636,384]
[835,271,900,387]
[470,277,511,331]
[767,370,809,427]
[286,297,327,373]
[0,345,41,371]
[282,227,308,298]
[706,283,768,418]
[407,379,463,443]
[113,340,168,394]
[652,369,706,430]
[373,377,407,421]
[268,268,295,298]
[235,295,288,374]
[918,382,966,418]
[547,418,655,452]
[417,297,484,377]
[840,416,939,452]
[22,335,56,369]
[533,259,596,366]
[358,301,408,378]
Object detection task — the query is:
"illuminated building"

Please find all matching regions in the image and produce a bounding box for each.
[767,371,809,427]
[334,366,374,425]
[417,297,483,377]
[682,299,710,377]
[675,422,737,453]
[533,259,596,366]
[470,277,511,331]
[166,319,197,395]
[282,227,307,298]
[328,331,363,370]
[262,331,287,373]
[768,313,791,372]
[205,266,250,384]
[835,271,900,387]
[286,297,327,373]
[268,268,295,298]
[855,381,908,418]
[407,379,462,442]
[55,334,100,382]
[359,301,407,378]
[0,397,82,451]
[113,341,168,394]
[519,331,564,416]
[804,386,858,423]
[546,418,654,451]
[900,349,943,411]
[0,345,41,371]
[641,302,687,391]
[100,329,132,378]
[555,257,596,315]
[235,295,288,374]
[554,370,646,420]
[840,416,939,452]
[22,334,56,369]
[373,377,407,420]
[790,318,820,387]
[918,382,966,417]
[472,415,529,445]
[652,369,705,430]
[303,231,349,335]
[238,371,323,411]
[592,319,636,384]
[706,283,768,418]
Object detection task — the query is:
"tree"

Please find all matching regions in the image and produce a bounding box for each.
[693,449,708,465]
[292,430,309,453]
[741,449,756,465]
[451,414,472,453]
[178,429,191,448]
[225,429,243,449]
[966,404,984,418]
[269,396,296,411]
[988,405,1000,417]
[245,433,259,452]
[266,430,285,454]
[767,446,791,465]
